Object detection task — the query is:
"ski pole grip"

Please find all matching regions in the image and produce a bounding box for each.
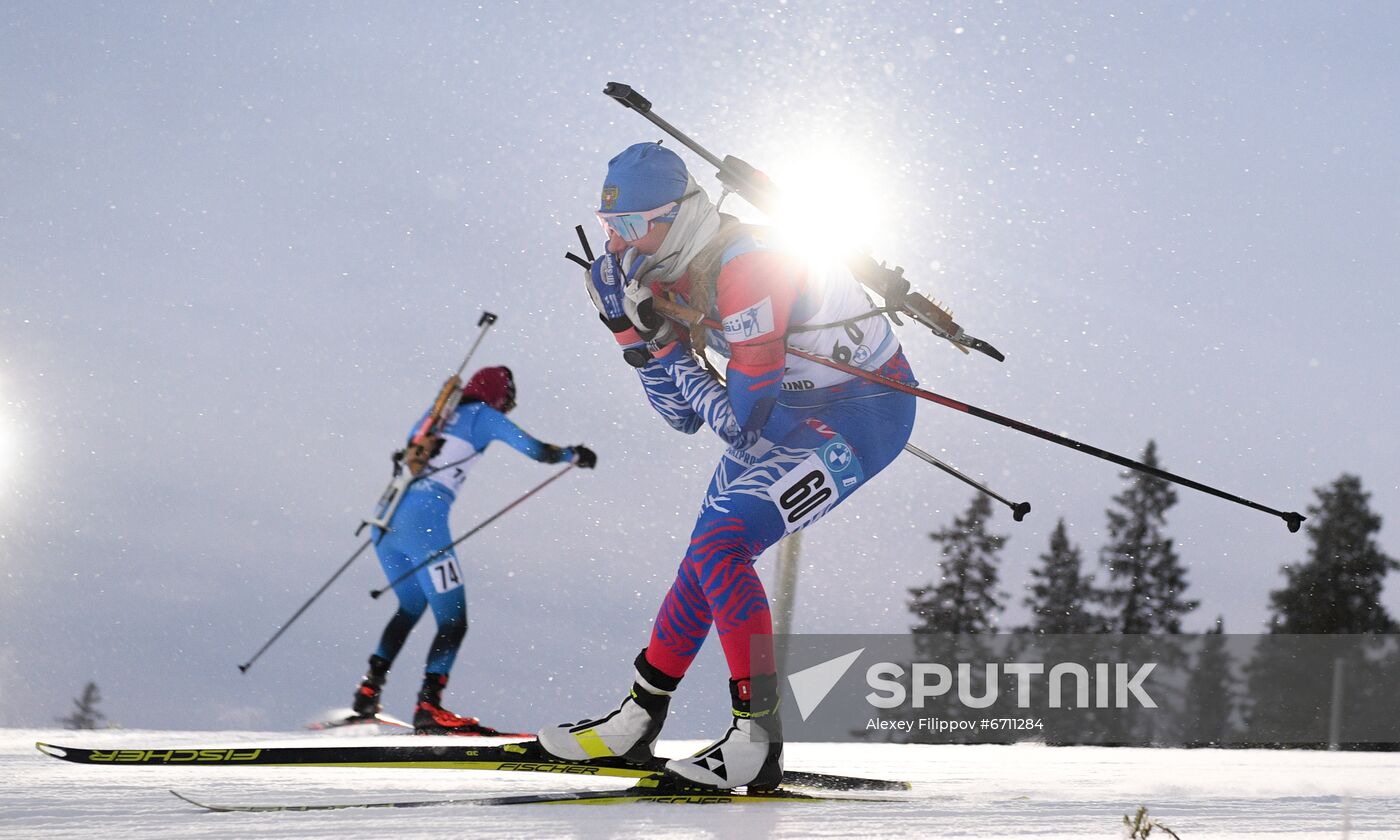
[575,225,596,261]
[478,311,498,327]
[604,82,651,113]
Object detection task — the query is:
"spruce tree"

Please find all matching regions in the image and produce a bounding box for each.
[1185,617,1236,745]
[1099,440,1198,633]
[59,682,105,730]
[1023,518,1102,633]
[1268,474,1397,633]
[898,494,1009,743]
[909,493,1007,634]
[1247,475,1397,747]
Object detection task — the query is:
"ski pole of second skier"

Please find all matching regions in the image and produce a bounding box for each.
[902,443,1031,522]
[370,464,576,599]
[240,451,494,672]
[238,537,374,673]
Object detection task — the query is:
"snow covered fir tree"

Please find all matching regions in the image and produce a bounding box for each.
[1099,441,1199,634]
[1183,618,1239,746]
[1022,517,1101,634]
[1267,474,1397,634]
[896,494,1010,742]
[908,493,1009,635]
[1246,474,1400,749]
[58,682,105,730]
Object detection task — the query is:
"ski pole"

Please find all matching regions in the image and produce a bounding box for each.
[239,447,493,672]
[903,443,1031,522]
[567,226,1029,521]
[359,312,499,539]
[647,294,1305,533]
[797,346,1305,531]
[370,464,575,599]
[238,538,373,673]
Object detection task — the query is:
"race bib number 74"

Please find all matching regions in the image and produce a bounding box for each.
[427,558,463,594]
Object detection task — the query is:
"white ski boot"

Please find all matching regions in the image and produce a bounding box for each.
[666,675,783,790]
[537,650,680,764]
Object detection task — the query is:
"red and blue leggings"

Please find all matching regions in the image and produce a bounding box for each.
[645,384,916,680]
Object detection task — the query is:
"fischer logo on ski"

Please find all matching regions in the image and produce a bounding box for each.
[495,761,609,775]
[89,748,263,764]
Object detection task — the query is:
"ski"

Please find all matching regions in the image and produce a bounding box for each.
[417,725,534,738]
[306,711,412,731]
[305,711,531,738]
[169,776,887,812]
[37,739,908,792]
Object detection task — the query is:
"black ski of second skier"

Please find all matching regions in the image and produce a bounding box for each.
[169,775,891,812]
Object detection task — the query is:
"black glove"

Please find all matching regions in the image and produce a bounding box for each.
[571,445,598,469]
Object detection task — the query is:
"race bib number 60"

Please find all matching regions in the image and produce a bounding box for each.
[766,454,836,533]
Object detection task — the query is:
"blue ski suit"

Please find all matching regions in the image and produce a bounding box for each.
[370,400,578,676]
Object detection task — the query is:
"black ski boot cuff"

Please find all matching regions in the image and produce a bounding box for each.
[417,673,448,705]
[730,674,780,718]
[634,649,682,695]
[364,655,391,687]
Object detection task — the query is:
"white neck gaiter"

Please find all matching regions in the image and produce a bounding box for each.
[622,175,722,286]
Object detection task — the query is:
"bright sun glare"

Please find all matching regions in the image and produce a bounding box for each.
[0,424,11,480]
[759,150,885,261]
[0,401,15,479]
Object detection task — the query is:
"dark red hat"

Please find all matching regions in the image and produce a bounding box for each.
[463,366,516,413]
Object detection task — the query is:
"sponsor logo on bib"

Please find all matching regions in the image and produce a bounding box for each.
[722,297,776,341]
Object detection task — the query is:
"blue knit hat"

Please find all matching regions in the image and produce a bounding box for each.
[599,142,689,213]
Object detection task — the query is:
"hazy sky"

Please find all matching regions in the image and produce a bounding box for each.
[2,2,1396,732]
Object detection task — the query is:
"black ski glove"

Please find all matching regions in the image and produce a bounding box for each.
[571,445,598,469]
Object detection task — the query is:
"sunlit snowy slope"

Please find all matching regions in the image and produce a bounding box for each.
[3,729,1397,838]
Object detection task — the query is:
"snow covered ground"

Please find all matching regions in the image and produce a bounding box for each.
[3,728,1398,839]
